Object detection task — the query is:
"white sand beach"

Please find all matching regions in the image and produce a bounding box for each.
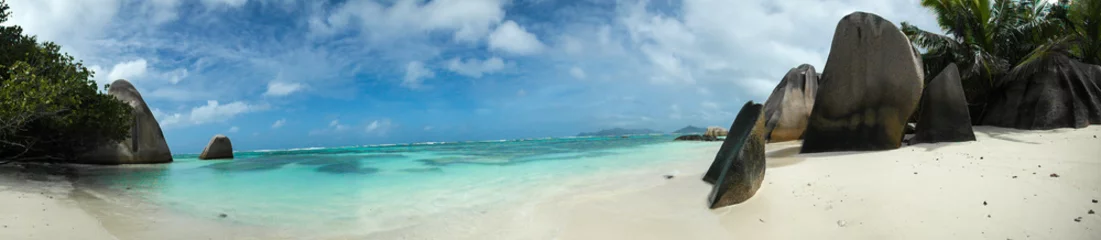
[367,126,1101,240]
[2,126,1100,240]
[0,170,116,240]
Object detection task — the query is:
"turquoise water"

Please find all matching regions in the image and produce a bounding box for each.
[72,134,706,236]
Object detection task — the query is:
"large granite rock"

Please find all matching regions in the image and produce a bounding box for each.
[80,80,173,164]
[704,126,727,137]
[702,102,767,208]
[800,12,924,153]
[910,64,976,144]
[674,135,718,141]
[199,135,234,160]
[983,55,1101,129]
[763,64,819,142]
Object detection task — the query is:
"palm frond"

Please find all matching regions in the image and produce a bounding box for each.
[902,22,963,53]
[1001,35,1075,87]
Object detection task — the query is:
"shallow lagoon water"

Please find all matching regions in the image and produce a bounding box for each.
[71,134,709,236]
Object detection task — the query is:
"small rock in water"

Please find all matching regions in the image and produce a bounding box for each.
[980,157,984,160]
[218,213,228,218]
[1092,199,1097,203]
[1074,217,1082,222]
[663,175,674,179]
[1089,210,1095,214]
[983,201,987,206]
[1050,173,1060,178]
[836,220,846,227]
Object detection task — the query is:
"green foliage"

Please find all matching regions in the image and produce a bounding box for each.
[0,1,133,162]
[901,0,1098,121]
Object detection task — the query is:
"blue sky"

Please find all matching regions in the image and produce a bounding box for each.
[5,0,938,153]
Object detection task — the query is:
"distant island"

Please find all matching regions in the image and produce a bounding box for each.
[672,126,707,134]
[577,128,662,137]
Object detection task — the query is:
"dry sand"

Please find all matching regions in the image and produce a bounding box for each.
[3,126,1100,240]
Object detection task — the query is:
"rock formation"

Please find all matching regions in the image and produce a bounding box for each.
[674,135,718,141]
[910,64,976,144]
[200,135,234,160]
[982,55,1101,129]
[763,64,819,142]
[703,102,767,208]
[800,12,924,153]
[80,79,173,164]
[704,127,728,137]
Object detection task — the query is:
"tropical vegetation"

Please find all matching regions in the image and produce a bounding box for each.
[902,0,1100,121]
[0,0,133,163]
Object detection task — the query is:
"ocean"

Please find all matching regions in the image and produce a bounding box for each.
[68,134,717,238]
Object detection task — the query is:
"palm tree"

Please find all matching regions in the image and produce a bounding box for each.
[901,0,1064,123]
[1020,0,1101,66]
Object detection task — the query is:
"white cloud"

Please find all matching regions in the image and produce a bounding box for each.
[365,119,393,136]
[272,119,286,129]
[310,0,505,42]
[106,59,149,82]
[228,126,239,133]
[184,100,257,125]
[569,66,587,80]
[264,81,305,97]
[488,20,545,55]
[201,0,248,8]
[423,125,434,131]
[402,61,435,89]
[445,57,506,78]
[517,89,527,97]
[146,0,183,24]
[5,0,121,57]
[165,68,189,84]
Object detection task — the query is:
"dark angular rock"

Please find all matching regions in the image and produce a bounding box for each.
[704,101,767,209]
[763,64,819,142]
[199,135,234,160]
[910,64,976,144]
[982,56,1101,129]
[674,135,717,141]
[801,12,924,153]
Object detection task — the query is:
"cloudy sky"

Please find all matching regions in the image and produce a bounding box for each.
[5,0,939,152]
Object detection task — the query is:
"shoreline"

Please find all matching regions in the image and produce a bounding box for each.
[2,126,1100,239]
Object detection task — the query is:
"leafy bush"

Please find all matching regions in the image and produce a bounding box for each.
[0,0,133,162]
